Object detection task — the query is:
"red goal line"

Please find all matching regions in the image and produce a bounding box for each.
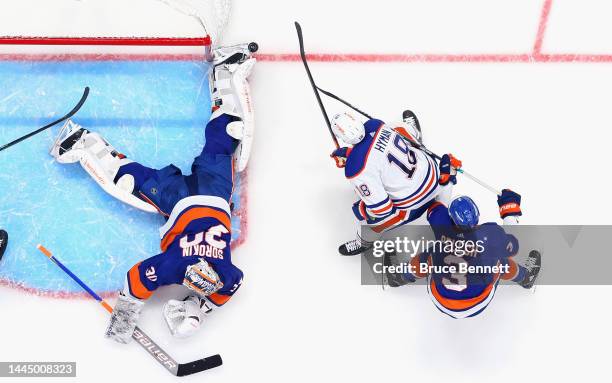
[0,36,211,46]
[0,35,212,61]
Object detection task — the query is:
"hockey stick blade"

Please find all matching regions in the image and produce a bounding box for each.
[0,86,90,153]
[295,22,339,148]
[176,354,223,377]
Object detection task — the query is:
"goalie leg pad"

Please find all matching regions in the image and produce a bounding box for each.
[210,58,256,172]
[51,123,158,214]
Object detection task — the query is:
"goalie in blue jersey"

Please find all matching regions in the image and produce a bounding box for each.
[50,44,256,342]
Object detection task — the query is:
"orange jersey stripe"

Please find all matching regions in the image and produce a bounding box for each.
[128,262,153,300]
[430,273,499,311]
[373,210,407,233]
[371,200,393,214]
[160,207,231,252]
[501,258,519,281]
[208,292,232,306]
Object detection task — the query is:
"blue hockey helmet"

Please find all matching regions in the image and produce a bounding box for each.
[449,196,480,229]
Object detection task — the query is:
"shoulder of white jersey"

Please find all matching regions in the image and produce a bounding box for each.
[345,119,388,179]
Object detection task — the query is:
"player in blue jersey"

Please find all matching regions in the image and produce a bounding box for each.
[330,110,461,256]
[0,229,7,261]
[386,157,541,318]
[50,44,256,342]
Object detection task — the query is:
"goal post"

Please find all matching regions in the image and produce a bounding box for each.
[0,0,231,61]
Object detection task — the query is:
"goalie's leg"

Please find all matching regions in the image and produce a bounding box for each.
[50,120,160,214]
[209,43,256,172]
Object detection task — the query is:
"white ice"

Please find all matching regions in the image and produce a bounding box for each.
[1,1,611,382]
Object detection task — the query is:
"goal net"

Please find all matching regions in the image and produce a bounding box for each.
[0,0,231,61]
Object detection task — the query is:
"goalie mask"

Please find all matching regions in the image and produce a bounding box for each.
[332,112,366,145]
[183,259,224,298]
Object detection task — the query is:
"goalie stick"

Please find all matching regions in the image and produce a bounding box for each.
[0,87,90,153]
[36,244,222,377]
[293,24,501,196]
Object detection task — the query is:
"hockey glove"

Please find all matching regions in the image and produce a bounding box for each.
[352,200,369,222]
[331,147,352,168]
[497,189,522,219]
[439,154,462,185]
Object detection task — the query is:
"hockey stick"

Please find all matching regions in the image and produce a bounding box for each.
[309,86,503,196]
[0,87,90,153]
[36,244,222,377]
[295,22,340,149]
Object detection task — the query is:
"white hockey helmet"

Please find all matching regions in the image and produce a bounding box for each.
[331,112,366,145]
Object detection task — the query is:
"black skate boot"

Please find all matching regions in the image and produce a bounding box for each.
[519,250,542,289]
[0,229,7,261]
[338,238,372,256]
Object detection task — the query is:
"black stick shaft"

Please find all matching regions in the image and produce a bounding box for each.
[295,22,340,149]
[316,86,374,120]
[0,87,90,153]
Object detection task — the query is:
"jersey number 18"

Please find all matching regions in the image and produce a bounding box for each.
[387,135,417,178]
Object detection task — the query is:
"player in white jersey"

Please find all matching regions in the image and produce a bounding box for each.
[331,111,461,256]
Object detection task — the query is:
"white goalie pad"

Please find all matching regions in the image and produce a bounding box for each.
[233,58,256,172]
[211,58,256,172]
[50,120,158,214]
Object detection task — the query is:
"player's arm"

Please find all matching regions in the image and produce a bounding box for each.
[350,175,395,222]
[497,189,522,225]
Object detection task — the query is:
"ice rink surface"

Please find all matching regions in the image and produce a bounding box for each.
[1,0,611,382]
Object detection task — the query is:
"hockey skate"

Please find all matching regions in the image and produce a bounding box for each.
[519,250,542,289]
[50,120,89,163]
[338,238,372,256]
[212,41,258,67]
[401,110,423,144]
[0,229,7,261]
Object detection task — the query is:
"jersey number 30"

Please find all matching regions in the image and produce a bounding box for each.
[387,135,417,178]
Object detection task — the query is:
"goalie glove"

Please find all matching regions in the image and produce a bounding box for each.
[163,296,214,339]
[330,147,352,168]
[183,259,224,298]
